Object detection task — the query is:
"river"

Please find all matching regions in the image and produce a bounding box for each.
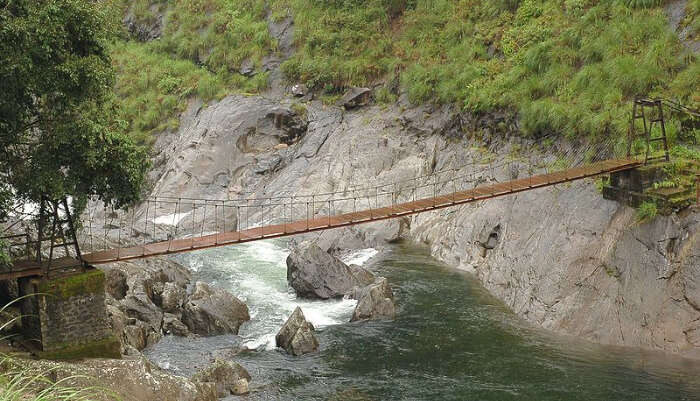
[145,240,700,400]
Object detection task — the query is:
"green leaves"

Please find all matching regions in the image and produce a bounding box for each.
[0,0,148,219]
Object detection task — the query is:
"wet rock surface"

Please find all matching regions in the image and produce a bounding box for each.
[101,258,249,353]
[286,242,372,299]
[192,359,251,397]
[182,281,250,336]
[118,65,698,358]
[348,277,396,322]
[276,306,319,355]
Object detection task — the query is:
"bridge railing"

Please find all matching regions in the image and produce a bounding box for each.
[0,129,636,265]
[75,137,612,259]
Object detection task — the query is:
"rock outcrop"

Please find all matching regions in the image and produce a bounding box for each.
[102,259,249,353]
[131,83,698,358]
[286,242,373,299]
[348,278,396,322]
[105,269,128,300]
[20,356,216,401]
[182,282,250,336]
[192,359,251,397]
[337,87,371,109]
[123,7,163,42]
[275,307,319,356]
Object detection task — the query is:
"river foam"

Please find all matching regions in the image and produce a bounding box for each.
[176,240,376,351]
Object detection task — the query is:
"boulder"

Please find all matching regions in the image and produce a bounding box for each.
[123,324,147,351]
[337,87,371,109]
[160,282,186,313]
[348,278,396,322]
[275,307,319,356]
[163,313,190,336]
[239,59,256,76]
[182,282,250,336]
[192,359,251,397]
[105,268,128,300]
[291,83,308,97]
[349,264,376,287]
[286,242,371,299]
[122,293,163,333]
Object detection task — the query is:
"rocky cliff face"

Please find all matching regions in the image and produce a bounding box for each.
[139,90,699,359]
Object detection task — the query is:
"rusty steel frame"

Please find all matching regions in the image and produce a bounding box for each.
[628,98,670,165]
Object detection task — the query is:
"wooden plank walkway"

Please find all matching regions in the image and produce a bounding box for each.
[79,158,641,265]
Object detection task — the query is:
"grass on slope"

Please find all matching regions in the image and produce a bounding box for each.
[283,0,698,142]
[110,0,699,152]
[0,354,109,401]
[109,0,274,142]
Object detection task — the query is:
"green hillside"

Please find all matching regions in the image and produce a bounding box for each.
[109,0,699,150]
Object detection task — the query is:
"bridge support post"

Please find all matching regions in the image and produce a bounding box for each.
[18,268,120,359]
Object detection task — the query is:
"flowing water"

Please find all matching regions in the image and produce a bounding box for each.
[145,240,700,401]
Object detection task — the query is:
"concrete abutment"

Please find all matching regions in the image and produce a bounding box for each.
[17,268,120,359]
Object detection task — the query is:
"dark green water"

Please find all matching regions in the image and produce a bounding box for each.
[146,242,700,401]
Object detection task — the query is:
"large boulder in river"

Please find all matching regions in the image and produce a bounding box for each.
[275,307,319,356]
[286,243,373,299]
[348,278,396,322]
[192,359,251,397]
[182,282,250,336]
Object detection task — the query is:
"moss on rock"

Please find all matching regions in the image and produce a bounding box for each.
[38,336,121,361]
[37,268,104,299]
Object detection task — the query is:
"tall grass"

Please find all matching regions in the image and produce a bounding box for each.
[156,0,276,74]
[0,299,112,401]
[279,0,698,145]
[0,358,106,401]
[0,356,118,401]
[108,0,698,151]
[109,0,275,143]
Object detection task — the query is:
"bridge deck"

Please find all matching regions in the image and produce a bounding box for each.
[2,256,84,280]
[79,158,640,265]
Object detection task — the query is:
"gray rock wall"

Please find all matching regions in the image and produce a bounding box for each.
[138,93,699,358]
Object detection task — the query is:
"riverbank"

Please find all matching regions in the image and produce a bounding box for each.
[134,91,699,359]
[144,241,700,400]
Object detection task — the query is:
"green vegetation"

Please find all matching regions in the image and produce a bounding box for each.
[280,0,397,91]
[0,355,109,400]
[37,269,105,299]
[37,337,121,361]
[110,41,228,144]
[107,0,698,154]
[637,200,658,221]
[109,0,275,141]
[280,0,697,140]
[682,0,700,39]
[0,0,148,223]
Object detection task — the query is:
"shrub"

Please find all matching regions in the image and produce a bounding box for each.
[637,201,658,221]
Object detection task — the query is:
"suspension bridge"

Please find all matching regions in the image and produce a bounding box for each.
[0,97,695,280]
[0,156,641,280]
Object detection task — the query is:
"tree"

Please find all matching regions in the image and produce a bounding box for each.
[0,0,148,224]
